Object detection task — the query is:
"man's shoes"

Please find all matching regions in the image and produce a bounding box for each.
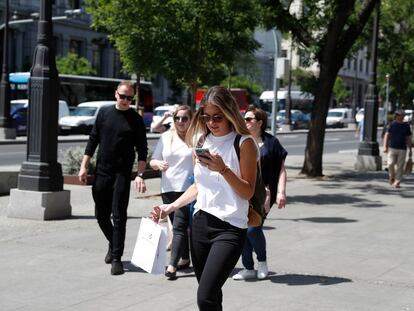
[104,245,112,264]
[257,261,269,279]
[388,177,395,185]
[394,181,401,188]
[177,259,190,270]
[232,269,256,280]
[111,259,124,275]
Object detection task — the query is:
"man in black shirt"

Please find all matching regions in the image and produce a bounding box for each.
[79,81,148,275]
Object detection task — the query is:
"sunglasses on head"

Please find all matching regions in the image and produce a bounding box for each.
[174,116,189,122]
[200,114,224,123]
[117,91,134,101]
[244,117,256,122]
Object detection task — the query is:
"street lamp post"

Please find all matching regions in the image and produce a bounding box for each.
[355,2,382,171]
[0,0,16,139]
[8,0,71,220]
[271,29,280,136]
[385,74,390,125]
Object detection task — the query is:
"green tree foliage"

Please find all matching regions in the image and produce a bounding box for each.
[377,0,414,109]
[220,75,263,104]
[262,0,379,177]
[286,68,318,95]
[85,0,260,109]
[56,53,97,76]
[333,77,351,105]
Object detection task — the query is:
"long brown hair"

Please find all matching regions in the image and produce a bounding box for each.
[185,86,250,147]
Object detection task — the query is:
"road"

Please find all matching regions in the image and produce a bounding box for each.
[0,130,375,167]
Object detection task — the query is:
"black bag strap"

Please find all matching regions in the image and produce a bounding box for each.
[233,134,242,160]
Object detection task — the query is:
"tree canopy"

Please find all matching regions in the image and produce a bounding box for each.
[85,0,261,108]
[262,0,380,176]
[56,53,96,76]
[377,0,414,109]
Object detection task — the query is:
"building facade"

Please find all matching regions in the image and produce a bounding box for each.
[254,28,371,112]
[0,0,175,104]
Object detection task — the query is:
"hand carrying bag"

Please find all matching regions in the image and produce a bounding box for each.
[131,217,167,274]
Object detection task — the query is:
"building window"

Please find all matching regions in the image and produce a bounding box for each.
[68,0,80,9]
[69,39,82,56]
[53,36,61,56]
[92,45,102,75]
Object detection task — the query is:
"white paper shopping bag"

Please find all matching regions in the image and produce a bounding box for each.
[131,217,167,274]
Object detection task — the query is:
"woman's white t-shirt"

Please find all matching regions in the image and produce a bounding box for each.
[152,130,193,193]
[193,131,256,229]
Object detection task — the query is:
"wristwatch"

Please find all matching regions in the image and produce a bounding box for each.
[137,172,145,179]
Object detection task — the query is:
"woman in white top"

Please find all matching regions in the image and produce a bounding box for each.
[151,86,257,311]
[150,105,193,280]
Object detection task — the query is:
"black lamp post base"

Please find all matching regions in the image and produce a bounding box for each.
[18,161,63,192]
[0,127,16,139]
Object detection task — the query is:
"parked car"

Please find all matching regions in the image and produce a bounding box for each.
[404,109,413,123]
[10,106,28,136]
[355,107,386,125]
[326,108,353,128]
[9,99,70,135]
[150,104,178,132]
[59,101,116,135]
[276,109,309,130]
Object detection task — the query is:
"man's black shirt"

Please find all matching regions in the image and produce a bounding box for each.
[85,105,148,175]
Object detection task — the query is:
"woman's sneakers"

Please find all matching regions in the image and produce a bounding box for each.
[232,269,256,280]
[232,261,269,280]
[257,261,268,279]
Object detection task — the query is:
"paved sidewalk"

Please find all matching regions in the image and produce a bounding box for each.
[1,152,414,311]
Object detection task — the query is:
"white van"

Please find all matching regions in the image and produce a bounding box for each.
[10,99,70,121]
[59,101,116,134]
[326,108,353,128]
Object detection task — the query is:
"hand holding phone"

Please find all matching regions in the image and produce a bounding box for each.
[195,148,211,159]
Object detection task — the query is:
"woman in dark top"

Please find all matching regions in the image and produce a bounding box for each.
[79,81,148,276]
[233,105,287,280]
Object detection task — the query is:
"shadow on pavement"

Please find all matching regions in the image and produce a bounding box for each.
[288,193,368,205]
[269,273,352,286]
[288,217,357,223]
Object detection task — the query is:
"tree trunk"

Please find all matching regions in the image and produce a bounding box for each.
[135,74,142,115]
[189,81,197,112]
[301,63,341,177]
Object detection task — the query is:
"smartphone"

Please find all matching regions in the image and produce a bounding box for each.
[195,148,211,159]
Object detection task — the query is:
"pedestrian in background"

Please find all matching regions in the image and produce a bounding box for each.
[151,86,257,310]
[355,115,364,142]
[383,109,412,188]
[150,105,194,280]
[151,110,173,133]
[79,81,148,275]
[233,106,287,281]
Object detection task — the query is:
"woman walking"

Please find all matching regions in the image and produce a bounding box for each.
[151,86,258,310]
[150,105,193,280]
[233,105,287,280]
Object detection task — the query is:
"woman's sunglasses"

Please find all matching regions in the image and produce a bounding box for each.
[244,117,256,122]
[200,114,224,123]
[117,91,134,101]
[174,116,189,123]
